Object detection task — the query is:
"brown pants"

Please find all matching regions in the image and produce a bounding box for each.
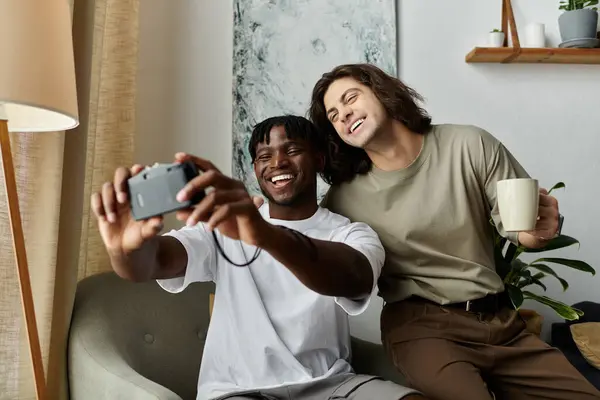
[381,298,600,400]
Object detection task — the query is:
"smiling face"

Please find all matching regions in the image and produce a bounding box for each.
[253,125,320,207]
[323,77,389,149]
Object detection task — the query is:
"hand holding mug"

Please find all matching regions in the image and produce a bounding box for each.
[528,188,560,240]
[497,178,560,239]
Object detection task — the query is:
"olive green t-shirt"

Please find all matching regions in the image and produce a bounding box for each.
[323,124,529,305]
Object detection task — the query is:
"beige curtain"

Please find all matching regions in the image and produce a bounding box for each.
[0,0,139,398]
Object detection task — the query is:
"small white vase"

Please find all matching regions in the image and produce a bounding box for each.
[489,31,505,47]
[524,23,546,48]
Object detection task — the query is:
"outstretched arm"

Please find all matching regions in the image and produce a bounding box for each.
[174,153,375,299]
[91,164,190,283]
[258,224,374,298]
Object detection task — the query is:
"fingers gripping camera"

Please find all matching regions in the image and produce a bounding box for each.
[128,161,205,221]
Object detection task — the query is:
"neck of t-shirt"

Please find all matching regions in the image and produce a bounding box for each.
[267,200,319,222]
[368,125,434,181]
[261,203,325,232]
[366,122,425,171]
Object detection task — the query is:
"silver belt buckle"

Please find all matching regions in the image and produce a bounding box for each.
[465,300,472,312]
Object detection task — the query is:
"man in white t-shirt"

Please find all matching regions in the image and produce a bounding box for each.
[91,115,425,400]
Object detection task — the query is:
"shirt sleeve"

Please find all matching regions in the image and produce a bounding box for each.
[156,224,217,293]
[478,128,531,245]
[330,222,385,316]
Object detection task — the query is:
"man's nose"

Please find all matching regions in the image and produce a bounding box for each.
[270,152,289,168]
[339,105,352,123]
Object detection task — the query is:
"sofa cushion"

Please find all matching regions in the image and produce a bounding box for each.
[551,301,600,391]
[571,323,600,370]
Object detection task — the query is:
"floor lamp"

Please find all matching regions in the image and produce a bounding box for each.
[0,1,79,399]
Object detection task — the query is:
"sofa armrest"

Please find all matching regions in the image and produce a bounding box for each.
[68,309,182,400]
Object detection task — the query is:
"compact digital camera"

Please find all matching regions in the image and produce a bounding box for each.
[128,161,205,221]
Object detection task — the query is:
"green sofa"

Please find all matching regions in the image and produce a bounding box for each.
[68,272,404,400]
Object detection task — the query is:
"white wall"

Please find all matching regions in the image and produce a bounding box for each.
[136,0,233,229]
[136,0,233,172]
[136,0,600,343]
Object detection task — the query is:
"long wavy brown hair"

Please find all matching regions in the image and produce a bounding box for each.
[308,63,432,185]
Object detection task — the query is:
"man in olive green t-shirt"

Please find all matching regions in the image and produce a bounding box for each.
[307,63,600,400]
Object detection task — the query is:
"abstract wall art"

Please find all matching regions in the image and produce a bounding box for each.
[232,0,397,197]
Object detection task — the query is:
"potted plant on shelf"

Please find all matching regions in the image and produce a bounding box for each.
[493,182,596,336]
[489,28,505,47]
[558,0,599,48]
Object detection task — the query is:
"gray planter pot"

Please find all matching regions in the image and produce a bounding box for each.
[558,9,599,42]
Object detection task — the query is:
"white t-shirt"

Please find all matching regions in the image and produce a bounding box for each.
[157,204,385,400]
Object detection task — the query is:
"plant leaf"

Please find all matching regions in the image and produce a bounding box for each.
[515,269,532,287]
[505,242,525,262]
[517,269,532,281]
[548,182,565,194]
[517,277,531,288]
[504,259,527,285]
[514,245,526,260]
[511,259,528,270]
[529,264,569,291]
[530,277,547,292]
[522,235,580,253]
[506,284,524,309]
[532,258,596,275]
[516,272,547,291]
[523,291,583,320]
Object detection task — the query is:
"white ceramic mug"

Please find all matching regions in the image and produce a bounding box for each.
[497,178,539,232]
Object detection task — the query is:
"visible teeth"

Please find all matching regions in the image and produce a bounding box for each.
[271,174,294,183]
[350,118,364,133]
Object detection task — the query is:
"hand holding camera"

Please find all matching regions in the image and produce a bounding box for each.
[171,152,266,246]
[91,163,165,258]
[91,153,267,259]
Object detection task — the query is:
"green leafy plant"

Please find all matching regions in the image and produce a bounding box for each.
[493,182,596,320]
[559,0,598,11]
[490,28,502,33]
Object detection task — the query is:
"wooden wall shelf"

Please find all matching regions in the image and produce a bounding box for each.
[466,47,600,64]
[467,0,600,65]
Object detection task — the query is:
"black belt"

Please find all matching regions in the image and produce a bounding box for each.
[413,291,512,314]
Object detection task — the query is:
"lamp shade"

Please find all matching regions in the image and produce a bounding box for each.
[0,0,79,133]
